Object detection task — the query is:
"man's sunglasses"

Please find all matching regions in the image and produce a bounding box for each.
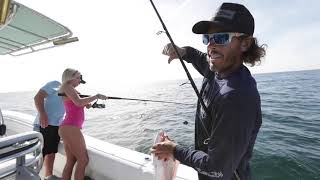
[202,32,245,45]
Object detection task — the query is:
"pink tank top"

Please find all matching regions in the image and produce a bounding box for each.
[60,100,85,128]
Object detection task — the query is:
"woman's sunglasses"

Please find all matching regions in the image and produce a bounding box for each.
[202,32,245,45]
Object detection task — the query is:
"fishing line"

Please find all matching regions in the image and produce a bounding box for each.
[149,0,211,141]
[179,81,191,86]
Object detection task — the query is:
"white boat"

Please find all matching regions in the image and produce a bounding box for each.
[1,109,198,180]
[0,1,198,179]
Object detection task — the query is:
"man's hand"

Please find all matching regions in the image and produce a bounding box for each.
[39,112,48,128]
[151,138,177,160]
[34,89,49,128]
[162,43,186,64]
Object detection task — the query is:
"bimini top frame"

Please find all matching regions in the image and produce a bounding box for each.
[0,0,78,56]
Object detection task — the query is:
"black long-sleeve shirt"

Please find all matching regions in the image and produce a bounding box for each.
[173,47,262,180]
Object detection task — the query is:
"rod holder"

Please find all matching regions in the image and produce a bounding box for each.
[53,37,79,45]
[0,0,11,25]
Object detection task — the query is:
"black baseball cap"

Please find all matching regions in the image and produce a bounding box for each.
[192,3,254,35]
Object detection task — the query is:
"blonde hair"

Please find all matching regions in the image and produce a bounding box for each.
[61,68,79,84]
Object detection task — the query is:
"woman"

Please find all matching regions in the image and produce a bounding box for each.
[58,68,107,180]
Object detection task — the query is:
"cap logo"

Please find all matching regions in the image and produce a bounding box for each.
[215,9,235,20]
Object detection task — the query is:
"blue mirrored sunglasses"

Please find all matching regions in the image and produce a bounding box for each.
[202,32,245,45]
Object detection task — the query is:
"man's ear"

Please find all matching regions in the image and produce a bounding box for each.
[240,37,253,52]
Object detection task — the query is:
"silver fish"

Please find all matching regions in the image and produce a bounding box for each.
[152,131,179,180]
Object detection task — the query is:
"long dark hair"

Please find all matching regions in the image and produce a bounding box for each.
[242,37,267,66]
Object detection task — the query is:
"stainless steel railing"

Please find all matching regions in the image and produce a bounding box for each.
[0,131,43,179]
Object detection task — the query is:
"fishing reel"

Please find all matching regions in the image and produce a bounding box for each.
[92,100,105,109]
[0,124,6,136]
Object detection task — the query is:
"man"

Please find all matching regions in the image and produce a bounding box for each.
[152,3,266,180]
[34,80,65,180]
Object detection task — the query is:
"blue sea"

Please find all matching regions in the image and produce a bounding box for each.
[0,69,319,180]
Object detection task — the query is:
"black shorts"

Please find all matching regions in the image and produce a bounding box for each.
[39,125,60,157]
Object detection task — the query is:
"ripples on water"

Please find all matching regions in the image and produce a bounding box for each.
[0,69,319,179]
[254,70,320,179]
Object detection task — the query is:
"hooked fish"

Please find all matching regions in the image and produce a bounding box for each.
[152,131,179,180]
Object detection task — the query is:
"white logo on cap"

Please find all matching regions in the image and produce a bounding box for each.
[216,9,235,20]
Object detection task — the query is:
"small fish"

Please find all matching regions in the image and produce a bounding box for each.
[152,131,179,180]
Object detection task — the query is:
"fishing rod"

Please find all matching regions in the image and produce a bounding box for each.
[149,0,211,140]
[58,93,192,105]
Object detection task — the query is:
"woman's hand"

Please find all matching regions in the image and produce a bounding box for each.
[85,103,92,109]
[96,93,108,100]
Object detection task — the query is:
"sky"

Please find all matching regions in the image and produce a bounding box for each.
[0,0,320,93]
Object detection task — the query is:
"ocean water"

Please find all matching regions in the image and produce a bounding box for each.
[0,69,319,180]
